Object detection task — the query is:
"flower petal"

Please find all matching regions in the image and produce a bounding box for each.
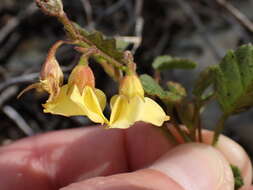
[94,89,107,111]
[109,95,142,129]
[119,74,144,98]
[43,85,85,116]
[139,97,170,126]
[110,95,119,109]
[70,86,108,124]
[109,96,169,129]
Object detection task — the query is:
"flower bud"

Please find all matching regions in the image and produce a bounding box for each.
[119,74,144,98]
[40,57,63,97]
[17,41,64,100]
[40,56,63,85]
[39,41,64,100]
[36,0,64,17]
[68,63,95,93]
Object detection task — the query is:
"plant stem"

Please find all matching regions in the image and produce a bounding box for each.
[58,13,79,40]
[93,48,126,70]
[212,114,228,146]
[160,123,179,145]
[197,120,203,142]
[166,104,192,142]
[57,10,127,78]
[75,36,127,73]
[94,57,122,81]
[189,127,196,141]
[173,121,192,142]
[190,101,203,142]
[195,105,203,142]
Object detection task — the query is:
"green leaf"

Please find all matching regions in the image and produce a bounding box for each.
[152,55,197,71]
[140,74,168,99]
[74,23,124,62]
[213,44,253,114]
[230,165,244,190]
[87,31,124,61]
[140,74,185,103]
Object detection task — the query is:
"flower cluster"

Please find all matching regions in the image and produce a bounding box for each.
[20,43,169,129]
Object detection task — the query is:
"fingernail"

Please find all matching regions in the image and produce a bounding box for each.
[150,143,234,190]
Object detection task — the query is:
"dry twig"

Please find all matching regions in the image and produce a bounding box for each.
[0,73,38,92]
[216,0,253,33]
[132,0,144,54]
[2,105,34,136]
[80,0,94,29]
[0,86,18,107]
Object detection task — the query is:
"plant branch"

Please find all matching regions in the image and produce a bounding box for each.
[36,0,128,80]
[212,113,229,145]
[173,121,192,143]
[58,13,80,40]
[192,103,203,142]
[166,104,192,142]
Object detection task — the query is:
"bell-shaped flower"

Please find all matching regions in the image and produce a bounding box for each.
[19,41,84,117]
[19,41,108,124]
[43,59,108,124]
[108,74,170,129]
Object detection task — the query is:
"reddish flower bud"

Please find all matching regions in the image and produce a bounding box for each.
[68,62,95,93]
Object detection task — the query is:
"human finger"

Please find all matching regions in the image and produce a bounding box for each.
[202,130,252,190]
[61,143,234,190]
[0,123,174,190]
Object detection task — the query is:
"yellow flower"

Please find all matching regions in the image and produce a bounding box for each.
[44,62,108,124]
[19,42,108,124]
[108,74,170,129]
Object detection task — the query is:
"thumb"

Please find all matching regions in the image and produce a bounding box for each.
[151,143,234,190]
[61,143,234,190]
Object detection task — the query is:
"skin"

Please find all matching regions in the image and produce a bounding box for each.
[0,122,252,190]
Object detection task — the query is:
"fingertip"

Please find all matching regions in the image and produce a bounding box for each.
[150,143,234,190]
[202,131,253,189]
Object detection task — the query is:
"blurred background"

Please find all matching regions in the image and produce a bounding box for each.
[0,0,253,160]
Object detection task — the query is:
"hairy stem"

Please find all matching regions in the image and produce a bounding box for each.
[58,13,79,40]
[212,114,228,145]
[193,103,203,142]
[173,121,192,142]
[166,104,192,142]
[38,1,128,81]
